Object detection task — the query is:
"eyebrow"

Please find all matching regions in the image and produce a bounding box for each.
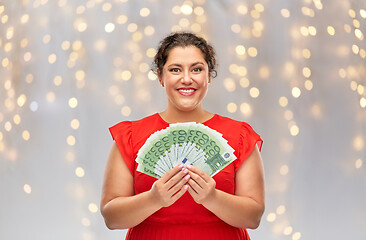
[167,62,205,68]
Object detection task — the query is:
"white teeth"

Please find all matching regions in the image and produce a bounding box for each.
[178,89,195,93]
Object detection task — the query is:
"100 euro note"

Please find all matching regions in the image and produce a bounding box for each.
[136,135,171,177]
[181,130,236,176]
[190,123,236,176]
[136,122,237,178]
[136,122,194,176]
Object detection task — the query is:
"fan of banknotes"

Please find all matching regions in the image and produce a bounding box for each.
[136,122,237,179]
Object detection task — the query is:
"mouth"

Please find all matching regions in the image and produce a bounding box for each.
[177,88,196,96]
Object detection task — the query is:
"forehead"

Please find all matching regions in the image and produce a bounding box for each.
[166,46,206,64]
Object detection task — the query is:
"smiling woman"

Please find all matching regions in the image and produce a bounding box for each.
[158,46,211,120]
[100,32,265,240]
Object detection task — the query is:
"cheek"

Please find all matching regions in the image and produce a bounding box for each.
[164,81,176,94]
[200,77,209,87]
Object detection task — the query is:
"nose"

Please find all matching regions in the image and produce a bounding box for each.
[181,72,193,85]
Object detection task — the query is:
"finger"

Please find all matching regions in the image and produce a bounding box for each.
[186,184,198,198]
[160,163,184,183]
[187,170,207,189]
[187,178,203,194]
[170,184,189,203]
[186,165,211,182]
[168,174,190,195]
[165,167,189,189]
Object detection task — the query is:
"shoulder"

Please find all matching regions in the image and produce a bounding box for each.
[208,114,261,146]
[214,114,242,124]
[132,113,161,126]
[212,115,263,169]
[216,115,260,141]
[131,113,166,139]
[111,113,160,128]
[110,113,169,149]
[109,113,161,139]
[205,114,243,143]
[210,114,253,131]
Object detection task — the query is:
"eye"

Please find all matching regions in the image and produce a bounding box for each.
[192,67,203,72]
[169,68,180,73]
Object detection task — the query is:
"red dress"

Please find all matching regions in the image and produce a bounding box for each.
[109,113,263,240]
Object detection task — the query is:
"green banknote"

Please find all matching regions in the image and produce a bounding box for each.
[136,122,236,178]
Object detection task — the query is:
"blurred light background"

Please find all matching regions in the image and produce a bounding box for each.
[0,0,365,239]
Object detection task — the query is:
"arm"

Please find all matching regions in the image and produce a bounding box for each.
[100,142,190,230]
[186,145,265,229]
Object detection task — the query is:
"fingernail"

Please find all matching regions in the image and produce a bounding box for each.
[183,169,188,174]
[184,185,188,190]
[178,164,184,168]
[185,174,190,180]
[186,165,192,169]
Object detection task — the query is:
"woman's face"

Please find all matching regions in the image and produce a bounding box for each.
[159,46,210,112]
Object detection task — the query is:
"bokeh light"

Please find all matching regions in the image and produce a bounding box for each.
[68,98,78,108]
[88,203,98,213]
[23,184,32,194]
[75,167,85,178]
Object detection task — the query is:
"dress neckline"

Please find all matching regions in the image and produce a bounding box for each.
[156,113,217,125]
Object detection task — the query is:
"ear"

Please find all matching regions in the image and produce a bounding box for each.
[157,68,164,87]
[208,75,211,84]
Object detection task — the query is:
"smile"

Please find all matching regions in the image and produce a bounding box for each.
[177,88,196,96]
[178,89,195,93]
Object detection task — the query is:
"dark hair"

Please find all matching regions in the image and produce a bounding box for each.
[152,32,217,78]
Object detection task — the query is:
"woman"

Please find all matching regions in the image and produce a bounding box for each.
[100,32,265,240]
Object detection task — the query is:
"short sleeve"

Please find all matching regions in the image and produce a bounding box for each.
[234,122,263,171]
[109,121,135,175]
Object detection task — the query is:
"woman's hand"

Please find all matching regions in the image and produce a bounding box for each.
[149,164,191,208]
[186,165,217,204]
[184,146,265,229]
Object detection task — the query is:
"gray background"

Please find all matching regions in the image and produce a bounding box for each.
[1,0,365,239]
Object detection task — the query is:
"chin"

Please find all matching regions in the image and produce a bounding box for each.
[176,105,199,112]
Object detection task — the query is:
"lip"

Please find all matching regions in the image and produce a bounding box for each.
[177,87,196,96]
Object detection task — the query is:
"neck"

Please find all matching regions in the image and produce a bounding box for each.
[159,106,213,124]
